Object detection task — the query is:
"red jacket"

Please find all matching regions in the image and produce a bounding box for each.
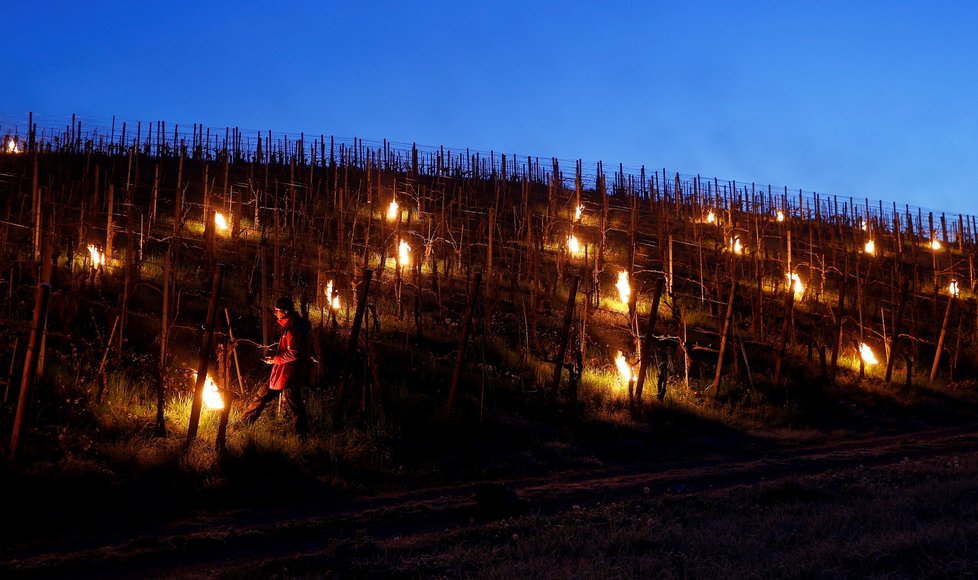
[268,313,311,390]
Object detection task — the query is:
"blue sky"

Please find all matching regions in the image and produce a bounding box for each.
[4,0,977,215]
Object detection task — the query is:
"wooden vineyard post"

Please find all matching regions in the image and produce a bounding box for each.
[105,183,115,265]
[712,269,740,398]
[550,275,580,406]
[929,287,957,384]
[884,278,910,385]
[8,283,50,461]
[334,269,373,416]
[95,316,121,402]
[772,279,797,387]
[185,263,225,447]
[633,278,665,407]
[445,271,482,416]
[830,267,848,385]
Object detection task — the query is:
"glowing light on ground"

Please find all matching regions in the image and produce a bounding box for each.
[5,138,21,153]
[195,373,225,410]
[787,272,804,296]
[949,280,960,297]
[387,199,399,220]
[214,212,229,231]
[706,211,716,224]
[615,351,636,384]
[398,240,411,266]
[730,237,744,255]
[87,244,105,267]
[930,239,942,251]
[776,210,785,222]
[616,270,631,304]
[860,343,878,366]
[567,235,581,256]
[864,240,876,255]
[575,204,583,222]
[325,280,340,309]
[859,219,868,231]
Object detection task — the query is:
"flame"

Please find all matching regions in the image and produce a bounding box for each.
[787,272,804,296]
[776,210,785,222]
[214,211,229,231]
[930,239,942,251]
[616,270,631,304]
[5,138,20,153]
[859,219,868,231]
[864,240,876,255]
[567,235,581,256]
[614,351,636,384]
[949,280,960,297]
[191,373,224,410]
[706,210,716,224]
[859,342,878,366]
[325,280,340,309]
[575,204,583,222]
[730,236,744,255]
[87,244,105,267]
[387,199,399,220]
[397,240,411,266]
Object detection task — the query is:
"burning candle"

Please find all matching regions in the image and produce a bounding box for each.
[397,240,411,266]
[776,210,785,222]
[864,240,876,255]
[859,342,878,366]
[615,351,635,384]
[616,270,631,304]
[730,236,744,255]
[387,199,399,220]
[787,272,804,296]
[195,373,225,410]
[325,280,340,309]
[575,204,583,222]
[87,244,105,267]
[949,280,960,297]
[567,235,581,256]
[706,210,716,224]
[930,239,942,251]
[214,211,229,231]
[5,138,21,153]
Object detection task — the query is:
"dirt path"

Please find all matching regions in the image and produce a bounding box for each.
[4,422,978,578]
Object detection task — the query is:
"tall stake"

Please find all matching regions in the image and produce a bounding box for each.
[884,278,910,384]
[445,271,482,415]
[633,278,665,406]
[550,275,580,405]
[185,263,225,446]
[929,290,956,384]
[712,268,740,398]
[334,268,373,415]
[9,284,50,460]
[772,282,797,386]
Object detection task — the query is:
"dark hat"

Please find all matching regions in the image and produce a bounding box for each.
[274,296,294,312]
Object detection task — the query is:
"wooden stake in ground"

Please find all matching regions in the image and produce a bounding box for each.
[930,286,957,384]
[445,271,483,415]
[334,269,373,416]
[772,280,797,386]
[8,283,50,461]
[185,263,226,446]
[712,268,740,398]
[550,275,580,406]
[633,278,665,406]
[884,278,910,385]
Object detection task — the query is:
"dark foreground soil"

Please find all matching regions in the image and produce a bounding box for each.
[3,416,978,578]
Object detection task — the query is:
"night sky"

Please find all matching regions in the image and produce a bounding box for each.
[4,0,977,214]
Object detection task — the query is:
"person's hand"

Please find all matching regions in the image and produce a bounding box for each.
[262,356,275,364]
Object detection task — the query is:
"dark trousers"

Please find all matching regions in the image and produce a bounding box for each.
[241,384,309,434]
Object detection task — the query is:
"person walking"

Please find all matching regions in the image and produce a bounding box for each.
[241,296,310,434]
